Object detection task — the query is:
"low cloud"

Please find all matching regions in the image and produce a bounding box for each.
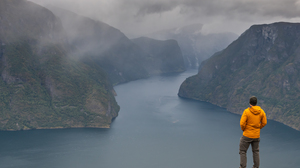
[29,0,300,37]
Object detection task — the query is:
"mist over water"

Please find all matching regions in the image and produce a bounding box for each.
[1,70,300,168]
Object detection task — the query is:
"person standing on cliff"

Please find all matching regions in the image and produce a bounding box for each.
[239,96,267,168]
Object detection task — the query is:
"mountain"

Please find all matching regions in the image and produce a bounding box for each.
[179,22,300,131]
[148,23,238,68]
[131,37,185,73]
[48,7,185,85]
[47,6,150,85]
[0,0,119,130]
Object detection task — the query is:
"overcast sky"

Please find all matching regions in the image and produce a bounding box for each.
[30,0,300,38]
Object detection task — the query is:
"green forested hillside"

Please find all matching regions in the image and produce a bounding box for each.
[179,22,300,130]
[0,0,119,130]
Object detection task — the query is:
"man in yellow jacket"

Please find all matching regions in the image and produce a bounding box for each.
[239,96,267,168]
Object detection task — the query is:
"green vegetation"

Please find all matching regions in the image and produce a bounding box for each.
[179,22,300,131]
[0,0,119,130]
[0,0,186,131]
[0,41,119,130]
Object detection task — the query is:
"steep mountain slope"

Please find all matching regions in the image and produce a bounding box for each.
[179,22,300,131]
[131,37,185,73]
[48,7,185,85]
[47,6,150,85]
[0,0,119,130]
[148,24,238,68]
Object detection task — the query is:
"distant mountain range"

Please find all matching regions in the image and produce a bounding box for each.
[179,22,300,131]
[48,6,185,85]
[131,37,185,73]
[147,24,238,68]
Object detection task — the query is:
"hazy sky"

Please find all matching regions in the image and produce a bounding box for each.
[30,0,300,38]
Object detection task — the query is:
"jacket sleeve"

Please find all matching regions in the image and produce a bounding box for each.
[260,110,267,129]
[240,109,247,131]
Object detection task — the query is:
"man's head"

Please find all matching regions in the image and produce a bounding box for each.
[249,96,257,106]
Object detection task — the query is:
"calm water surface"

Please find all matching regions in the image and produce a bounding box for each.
[1,70,300,168]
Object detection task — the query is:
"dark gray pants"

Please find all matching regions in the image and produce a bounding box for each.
[239,135,260,168]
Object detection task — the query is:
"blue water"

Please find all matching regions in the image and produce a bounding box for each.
[0,70,300,168]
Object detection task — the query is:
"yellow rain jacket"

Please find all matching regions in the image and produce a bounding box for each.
[240,106,267,139]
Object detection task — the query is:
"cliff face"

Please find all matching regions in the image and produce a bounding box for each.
[179,22,300,131]
[0,0,119,130]
[131,37,185,74]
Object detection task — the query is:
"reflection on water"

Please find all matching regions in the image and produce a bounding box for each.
[0,70,300,168]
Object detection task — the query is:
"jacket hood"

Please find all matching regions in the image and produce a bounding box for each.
[249,106,262,115]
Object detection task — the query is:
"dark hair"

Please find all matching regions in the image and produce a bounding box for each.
[249,96,257,106]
